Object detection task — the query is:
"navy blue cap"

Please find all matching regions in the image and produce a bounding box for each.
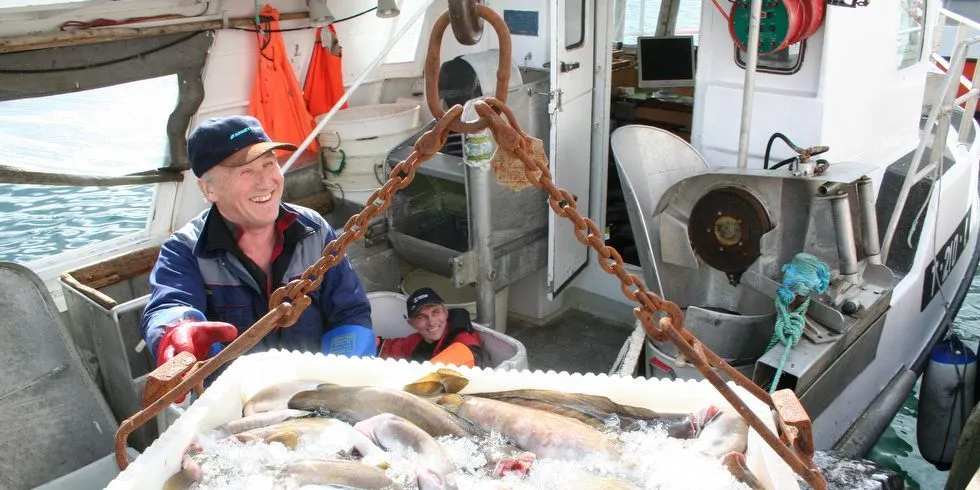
[187,115,297,177]
[406,287,445,318]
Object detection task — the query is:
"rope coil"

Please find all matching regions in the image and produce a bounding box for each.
[767,253,831,393]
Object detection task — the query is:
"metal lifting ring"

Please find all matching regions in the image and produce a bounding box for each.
[447,0,484,45]
[425,4,511,134]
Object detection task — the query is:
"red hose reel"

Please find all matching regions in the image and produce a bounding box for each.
[728,0,826,55]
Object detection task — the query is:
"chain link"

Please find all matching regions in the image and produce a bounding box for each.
[266,105,464,325]
[470,97,684,340]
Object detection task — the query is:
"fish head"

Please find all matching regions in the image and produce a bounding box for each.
[693,405,724,437]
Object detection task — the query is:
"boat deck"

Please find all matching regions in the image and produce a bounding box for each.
[507,309,635,375]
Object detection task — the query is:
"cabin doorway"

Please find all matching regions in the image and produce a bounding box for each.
[605,0,701,267]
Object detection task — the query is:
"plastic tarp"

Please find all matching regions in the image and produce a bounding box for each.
[249,5,319,152]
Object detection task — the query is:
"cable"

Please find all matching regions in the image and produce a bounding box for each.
[763,132,801,170]
[59,2,210,30]
[0,32,203,74]
[769,155,798,171]
[231,6,378,33]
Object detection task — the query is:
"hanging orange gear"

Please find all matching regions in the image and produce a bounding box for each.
[249,5,319,153]
[304,25,348,118]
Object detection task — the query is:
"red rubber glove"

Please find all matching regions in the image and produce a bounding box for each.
[156,320,239,367]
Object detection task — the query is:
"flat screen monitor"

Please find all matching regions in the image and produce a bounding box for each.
[636,35,695,89]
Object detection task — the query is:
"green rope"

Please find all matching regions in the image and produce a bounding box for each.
[322,148,346,176]
[766,253,830,394]
[254,0,264,37]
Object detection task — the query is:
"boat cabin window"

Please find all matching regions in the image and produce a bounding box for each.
[620,0,701,46]
[566,0,586,49]
[897,0,926,69]
[735,42,806,74]
[384,5,425,64]
[0,75,179,263]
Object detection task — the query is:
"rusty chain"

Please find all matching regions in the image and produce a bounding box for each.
[114,2,827,488]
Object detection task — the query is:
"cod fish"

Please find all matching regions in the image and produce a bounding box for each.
[281,459,401,489]
[437,394,621,461]
[162,452,201,490]
[235,417,385,459]
[289,385,474,438]
[355,413,458,490]
[470,388,698,438]
[721,451,767,490]
[205,408,311,439]
[243,379,323,416]
[693,406,749,459]
[404,368,470,396]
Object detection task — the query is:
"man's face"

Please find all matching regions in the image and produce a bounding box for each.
[408,303,449,343]
[198,151,284,232]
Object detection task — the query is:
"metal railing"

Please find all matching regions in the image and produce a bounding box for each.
[879,8,980,265]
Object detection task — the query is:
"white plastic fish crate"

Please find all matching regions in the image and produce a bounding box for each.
[106,351,802,490]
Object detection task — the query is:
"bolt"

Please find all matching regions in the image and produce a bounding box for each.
[737,218,742,224]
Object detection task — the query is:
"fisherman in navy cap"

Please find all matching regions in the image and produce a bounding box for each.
[141,115,373,371]
[378,287,484,367]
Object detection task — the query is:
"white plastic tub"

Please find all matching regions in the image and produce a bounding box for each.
[318,125,421,157]
[316,102,421,141]
[402,268,509,333]
[368,291,527,371]
[107,352,801,490]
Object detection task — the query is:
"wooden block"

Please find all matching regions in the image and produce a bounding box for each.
[141,351,197,408]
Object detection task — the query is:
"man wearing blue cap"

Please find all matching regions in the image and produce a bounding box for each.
[140,115,373,369]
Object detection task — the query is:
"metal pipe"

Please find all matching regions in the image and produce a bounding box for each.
[462,102,497,331]
[833,369,916,458]
[735,0,763,169]
[829,193,860,281]
[855,177,882,265]
[281,0,435,173]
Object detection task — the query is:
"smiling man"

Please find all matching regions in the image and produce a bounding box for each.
[141,115,373,368]
[377,288,484,367]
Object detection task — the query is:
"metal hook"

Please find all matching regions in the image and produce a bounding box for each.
[448,0,484,45]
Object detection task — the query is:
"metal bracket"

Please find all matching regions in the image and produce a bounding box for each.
[450,251,478,287]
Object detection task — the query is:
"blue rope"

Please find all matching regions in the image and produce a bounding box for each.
[766,253,830,393]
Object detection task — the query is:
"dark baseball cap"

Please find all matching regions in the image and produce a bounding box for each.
[406,287,445,318]
[187,115,297,177]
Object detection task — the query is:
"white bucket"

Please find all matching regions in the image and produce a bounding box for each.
[316,102,421,141]
[366,291,527,371]
[322,152,385,206]
[401,268,509,334]
[318,125,421,157]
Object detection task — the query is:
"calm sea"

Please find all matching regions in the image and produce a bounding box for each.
[0,5,972,489]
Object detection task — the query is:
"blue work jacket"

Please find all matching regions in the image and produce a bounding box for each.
[140,203,371,360]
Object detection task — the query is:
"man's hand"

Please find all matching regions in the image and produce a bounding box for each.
[156,320,239,367]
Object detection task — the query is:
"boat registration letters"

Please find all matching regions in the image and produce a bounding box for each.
[921,208,972,311]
